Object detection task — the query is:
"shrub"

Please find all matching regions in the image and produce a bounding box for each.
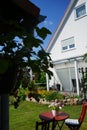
[28,91,41,102]
[44,91,63,101]
[9,96,16,105]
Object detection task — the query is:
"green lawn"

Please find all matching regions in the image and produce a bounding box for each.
[9,101,87,130]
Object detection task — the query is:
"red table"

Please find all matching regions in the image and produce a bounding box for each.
[39,111,69,130]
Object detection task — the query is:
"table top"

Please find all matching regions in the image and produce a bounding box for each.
[39,111,69,121]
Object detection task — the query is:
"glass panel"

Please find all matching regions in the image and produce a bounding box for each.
[69,44,75,48]
[56,67,76,91]
[56,68,70,91]
[62,46,68,50]
[76,4,86,18]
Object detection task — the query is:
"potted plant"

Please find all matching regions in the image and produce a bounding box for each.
[48,100,64,116]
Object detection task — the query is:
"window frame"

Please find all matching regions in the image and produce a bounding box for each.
[61,37,75,52]
[75,2,87,20]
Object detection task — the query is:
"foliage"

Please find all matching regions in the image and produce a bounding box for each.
[0,24,53,75]
[82,54,87,83]
[78,66,87,100]
[37,89,47,98]
[9,83,29,108]
[0,8,53,94]
[9,96,16,105]
[13,67,31,93]
[17,84,27,101]
[83,53,87,62]
[44,91,63,101]
[35,71,46,83]
[37,90,64,101]
[28,91,41,102]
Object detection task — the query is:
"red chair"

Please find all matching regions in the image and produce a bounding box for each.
[65,102,87,130]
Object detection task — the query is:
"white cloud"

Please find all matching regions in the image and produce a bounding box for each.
[43,20,53,26]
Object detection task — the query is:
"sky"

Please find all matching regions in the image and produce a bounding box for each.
[30,0,71,49]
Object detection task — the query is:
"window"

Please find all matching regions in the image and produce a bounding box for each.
[61,37,75,52]
[62,46,68,50]
[75,3,87,19]
[69,44,75,48]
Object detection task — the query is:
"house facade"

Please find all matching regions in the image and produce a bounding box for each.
[46,0,87,95]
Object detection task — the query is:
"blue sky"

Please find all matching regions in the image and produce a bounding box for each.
[30,0,70,49]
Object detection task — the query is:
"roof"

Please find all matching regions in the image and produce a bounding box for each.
[0,0,40,19]
[46,0,78,53]
[0,0,42,33]
[12,0,40,18]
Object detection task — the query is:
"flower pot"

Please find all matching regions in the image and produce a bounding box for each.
[52,110,57,116]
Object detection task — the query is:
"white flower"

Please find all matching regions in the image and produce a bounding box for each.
[59,106,62,109]
[48,100,64,110]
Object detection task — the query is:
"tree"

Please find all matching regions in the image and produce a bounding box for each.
[0,1,53,130]
[0,1,53,94]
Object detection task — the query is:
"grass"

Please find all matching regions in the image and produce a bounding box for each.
[9,101,87,130]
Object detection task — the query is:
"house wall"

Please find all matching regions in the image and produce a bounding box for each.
[47,0,87,94]
[50,0,87,61]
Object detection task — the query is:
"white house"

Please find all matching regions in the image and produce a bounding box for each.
[46,0,87,95]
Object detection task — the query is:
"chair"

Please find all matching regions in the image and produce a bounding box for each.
[65,102,87,130]
[36,119,55,130]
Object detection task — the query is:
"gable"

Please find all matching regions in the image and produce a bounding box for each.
[46,0,78,52]
[46,0,87,62]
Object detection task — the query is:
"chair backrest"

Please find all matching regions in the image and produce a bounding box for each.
[79,102,87,123]
[36,119,55,130]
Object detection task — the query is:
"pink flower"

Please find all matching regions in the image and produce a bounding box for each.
[48,100,64,110]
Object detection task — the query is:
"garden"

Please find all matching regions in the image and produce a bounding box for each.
[9,89,87,130]
[9,100,87,130]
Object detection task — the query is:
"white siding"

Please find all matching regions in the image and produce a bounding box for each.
[50,0,87,61]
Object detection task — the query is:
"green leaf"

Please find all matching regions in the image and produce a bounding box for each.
[23,35,43,48]
[83,53,87,62]
[35,27,51,40]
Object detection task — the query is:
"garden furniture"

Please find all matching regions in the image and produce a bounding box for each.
[36,118,55,130]
[39,111,69,130]
[65,102,87,130]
